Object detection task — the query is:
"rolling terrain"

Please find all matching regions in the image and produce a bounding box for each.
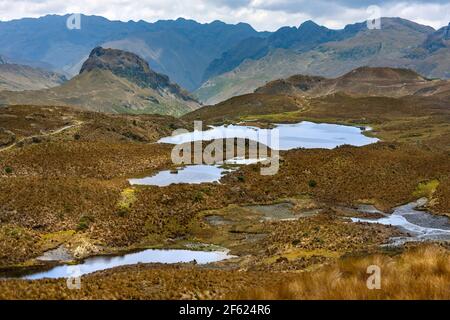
[0,63,449,298]
[255,67,450,99]
[1,15,449,103]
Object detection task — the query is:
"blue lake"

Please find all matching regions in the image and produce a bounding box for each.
[159,121,378,151]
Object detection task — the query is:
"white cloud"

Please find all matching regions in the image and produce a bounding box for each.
[0,0,448,31]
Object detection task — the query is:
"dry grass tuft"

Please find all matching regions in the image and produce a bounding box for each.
[231,245,450,300]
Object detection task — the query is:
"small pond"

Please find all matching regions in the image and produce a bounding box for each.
[21,249,234,280]
[129,165,234,186]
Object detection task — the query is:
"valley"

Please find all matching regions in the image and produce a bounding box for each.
[0,68,449,298]
[0,12,449,301]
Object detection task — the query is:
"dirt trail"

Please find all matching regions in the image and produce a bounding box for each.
[0,120,84,153]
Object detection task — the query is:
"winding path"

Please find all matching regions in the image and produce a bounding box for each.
[0,120,84,153]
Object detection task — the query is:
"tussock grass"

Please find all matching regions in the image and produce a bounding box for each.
[232,245,450,300]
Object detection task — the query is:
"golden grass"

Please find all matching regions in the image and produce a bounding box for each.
[231,245,450,300]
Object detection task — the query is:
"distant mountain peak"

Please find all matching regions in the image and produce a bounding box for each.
[299,20,322,30]
[80,47,174,92]
[421,23,450,53]
[342,66,426,81]
[79,46,199,107]
[81,46,150,75]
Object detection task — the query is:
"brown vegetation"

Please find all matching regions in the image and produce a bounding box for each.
[0,115,448,266]
[0,264,297,300]
[1,245,448,300]
[183,93,302,124]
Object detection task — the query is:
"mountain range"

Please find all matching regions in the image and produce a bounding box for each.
[0,15,449,110]
[195,18,450,104]
[0,15,260,91]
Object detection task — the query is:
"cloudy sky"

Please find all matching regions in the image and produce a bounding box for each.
[0,0,449,31]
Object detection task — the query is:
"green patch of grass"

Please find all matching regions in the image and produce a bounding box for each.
[40,230,76,250]
[413,179,440,199]
[116,188,137,216]
[240,110,305,123]
[4,166,13,174]
[41,230,76,241]
[77,221,89,231]
[193,191,204,202]
[77,215,94,231]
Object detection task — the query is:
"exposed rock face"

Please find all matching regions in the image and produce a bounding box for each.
[0,128,16,147]
[80,47,197,102]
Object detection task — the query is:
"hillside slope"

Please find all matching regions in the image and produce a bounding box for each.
[0,48,201,116]
[185,67,450,127]
[256,67,450,98]
[202,20,363,82]
[0,63,67,92]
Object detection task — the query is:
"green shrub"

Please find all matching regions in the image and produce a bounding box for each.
[77,215,93,231]
[4,167,13,174]
[308,180,317,188]
[193,192,204,202]
[77,221,89,231]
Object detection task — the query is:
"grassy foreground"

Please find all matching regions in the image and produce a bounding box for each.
[232,245,450,300]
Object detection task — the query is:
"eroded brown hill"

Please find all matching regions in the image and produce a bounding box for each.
[255,67,450,98]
